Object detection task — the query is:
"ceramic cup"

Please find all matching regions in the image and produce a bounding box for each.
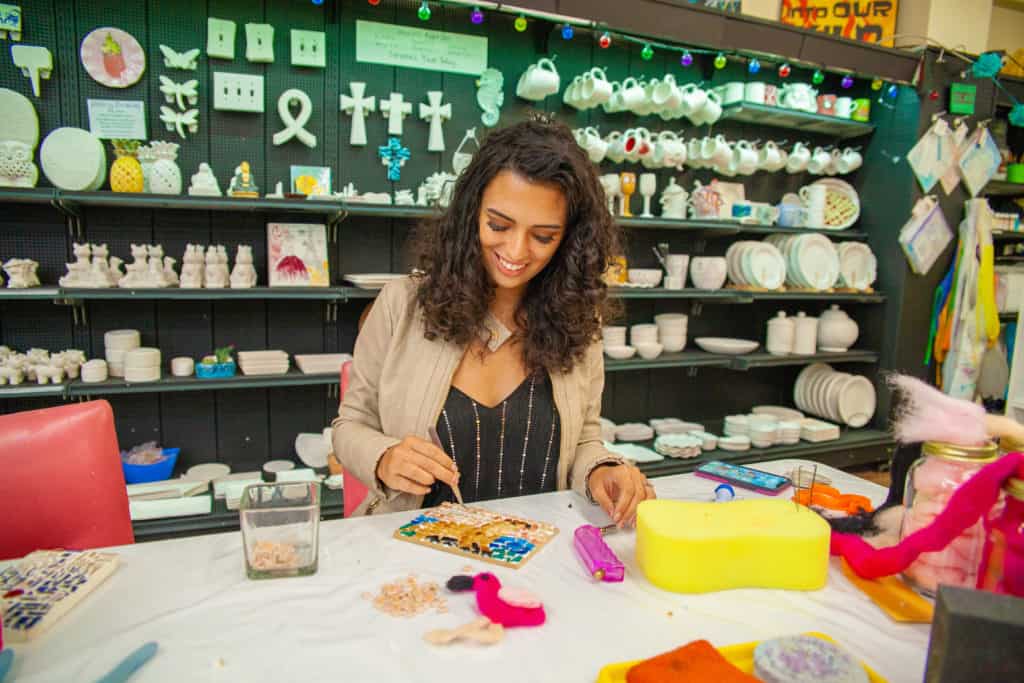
[687,137,704,168]
[653,74,683,112]
[680,83,708,119]
[690,256,727,290]
[581,67,612,106]
[764,84,779,106]
[751,202,779,226]
[826,149,842,176]
[691,89,722,125]
[744,81,767,104]
[581,127,607,164]
[817,94,837,116]
[777,203,807,228]
[603,81,626,114]
[171,356,195,377]
[731,140,758,175]
[836,147,863,174]
[653,131,686,168]
[799,185,827,228]
[717,81,744,106]
[563,75,585,108]
[835,96,855,119]
[852,98,871,122]
[636,78,660,116]
[731,201,754,220]
[701,134,731,166]
[665,254,689,279]
[663,274,685,290]
[786,142,811,173]
[623,127,653,163]
[517,57,560,101]
[808,146,832,175]
[606,131,626,164]
[758,141,785,172]
[620,77,646,111]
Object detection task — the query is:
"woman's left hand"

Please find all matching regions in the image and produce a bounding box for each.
[587,463,656,528]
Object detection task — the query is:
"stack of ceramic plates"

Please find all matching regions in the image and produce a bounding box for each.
[837,242,877,290]
[649,418,703,436]
[794,363,876,428]
[694,337,759,354]
[344,273,406,289]
[777,420,802,445]
[123,347,161,383]
[719,435,751,451]
[748,415,779,448]
[653,314,687,352]
[294,353,351,374]
[751,405,804,421]
[104,329,141,378]
[600,417,617,443]
[615,422,655,442]
[81,359,108,383]
[801,418,841,442]
[814,178,861,230]
[653,433,702,459]
[725,241,786,290]
[688,431,719,451]
[40,127,106,190]
[765,234,840,291]
[603,441,664,462]
[723,414,748,436]
[238,350,289,376]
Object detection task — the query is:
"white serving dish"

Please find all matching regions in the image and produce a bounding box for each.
[123,347,161,368]
[183,462,231,482]
[627,268,663,287]
[694,337,759,354]
[344,273,406,289]
[603,441,664,462]
[634,342,663,360]
[751,405,804,421]
[295,432,330,469]
[603,345,636,360]
[129,494,212,521]
[123,367,160,383]
[294,353,352,374]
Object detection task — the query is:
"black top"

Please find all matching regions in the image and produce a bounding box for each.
[423,374,561,506]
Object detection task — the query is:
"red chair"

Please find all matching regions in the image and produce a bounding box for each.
[0,400,134,560]
[339,360,370,516]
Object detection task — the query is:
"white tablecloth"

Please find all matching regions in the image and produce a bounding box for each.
[8,459,929,682]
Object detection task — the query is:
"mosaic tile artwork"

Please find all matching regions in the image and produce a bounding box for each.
[1,550,119,642]
[393,503,558,569]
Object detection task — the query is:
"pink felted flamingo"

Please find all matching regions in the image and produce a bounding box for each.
[446,573,545,627]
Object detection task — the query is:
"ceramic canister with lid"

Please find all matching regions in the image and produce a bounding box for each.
[901,440,1001,596]
[791,311,818,355]
[766,311,794,355]
[817,304,859,352]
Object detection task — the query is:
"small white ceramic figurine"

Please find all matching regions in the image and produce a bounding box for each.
[230,245,257,288]
[204,245,229,288]
[188,162,222,196]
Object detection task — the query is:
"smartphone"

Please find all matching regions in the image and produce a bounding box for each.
[694,460,791,495]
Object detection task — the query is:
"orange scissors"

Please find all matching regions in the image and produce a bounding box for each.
[793,483,874,515]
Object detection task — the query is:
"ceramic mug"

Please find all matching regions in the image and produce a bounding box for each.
[517,57,560,101]
[582,127,607,164]
[606,131,626,164]
[691,89,723,126]
[764,84,779,106]
[603,81,625,114]
[563,75,585,108]
[817,94,837,116]
[799,185,827,228]
[852,98,871,122]
[836,147,863,173]
[731,140,758,175]
[702,134,731,166]
[744,81,767,105]
[751,202,779,226]
[635,80,658,116]
[653,74,683,111]
[623,127,653,162]
[620,77,646,111]
[780,83,817,112]
[758,141,785,172]
[581,67,612,106]
[717,81,745,106]
[680,83,708,118]
[171,357,194,377]
[777,203,807,228]
[835,96,855,119]
[786,142,811,173]
[687,137,704,168]
[665,254,689,279]
[731,201,754,220]
[653,131,686,168]
[808,146,832,175]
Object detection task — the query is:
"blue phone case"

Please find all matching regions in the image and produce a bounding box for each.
[694,460,790,495]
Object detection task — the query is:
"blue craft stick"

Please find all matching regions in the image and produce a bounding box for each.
[93,642,158,683]
[0,649,14,683]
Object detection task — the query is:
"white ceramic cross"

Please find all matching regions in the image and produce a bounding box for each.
[340,82,376,146]
[379,92,412,136]
[419,91,451,153]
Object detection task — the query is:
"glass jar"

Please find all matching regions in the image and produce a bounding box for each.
[977,477,1024,597]
[901,440,999,595]
[240,482,321,579]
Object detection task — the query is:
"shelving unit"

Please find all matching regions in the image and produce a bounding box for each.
[605,349,878,372]
[983,181,1024,198]
[718,103,875,139]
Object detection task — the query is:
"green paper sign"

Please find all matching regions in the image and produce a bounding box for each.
[950,84,976,115]
[355,20,487,76]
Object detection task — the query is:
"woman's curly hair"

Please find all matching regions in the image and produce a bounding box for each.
[411,115,623,374]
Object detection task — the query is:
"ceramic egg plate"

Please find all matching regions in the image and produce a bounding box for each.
[813,178,860,230]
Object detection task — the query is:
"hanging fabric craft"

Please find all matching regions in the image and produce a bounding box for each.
[158,76,198,110]
[159,106,198,139]
[958,126,1001,197]
[907,118,955,193]
[939,120,970,195]
[273,89,316,148]
[158,45,199,70]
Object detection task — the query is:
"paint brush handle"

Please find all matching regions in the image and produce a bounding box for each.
[428,426,463,504]
[573,524,624,582]
[93,642,158,683]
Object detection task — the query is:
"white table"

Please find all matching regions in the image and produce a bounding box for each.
[9,459,929,682]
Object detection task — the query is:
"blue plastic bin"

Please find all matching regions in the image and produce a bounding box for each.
[122,448,180,484]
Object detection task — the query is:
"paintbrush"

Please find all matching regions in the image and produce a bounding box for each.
[429,426,463,504]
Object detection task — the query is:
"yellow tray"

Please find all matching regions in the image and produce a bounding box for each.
[596,632,887,683]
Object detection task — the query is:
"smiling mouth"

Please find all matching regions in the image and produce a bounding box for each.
[494,252,527,276]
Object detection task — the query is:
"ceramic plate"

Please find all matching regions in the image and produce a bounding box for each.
[40,128,106,191]
[795,234,839,290]
[794,363,831,409]
[745,243,786,290]
[694,337,759,354]
[725,242,746,285]
[182,462,231,482]
[838,242,877,290]
[344,273,405,289]
[295,433,329,469]
[603,441,664,462]
[0,87,39,147]
[839,375,876,427]
[80,27,146,88]
[813,178,860,230]
[751,405,804,421]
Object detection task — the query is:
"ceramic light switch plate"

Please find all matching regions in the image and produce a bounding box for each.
[213,72,263,112]
[245,23,273,63]
[80,27,145,88]
[290,29,324,68]
[0,4,22,41]
[207,17,235,60]
[10,44,50,97]
[159,45,199,70]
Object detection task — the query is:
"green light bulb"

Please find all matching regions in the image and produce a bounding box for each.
[714,53,727,69]
[812,69,824,85]
[514,15,527,32]
[641,44,654,61]
[418,1,431,21]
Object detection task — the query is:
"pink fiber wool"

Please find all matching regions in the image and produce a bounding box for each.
[887,374,988,445]
[832,452,1024,578]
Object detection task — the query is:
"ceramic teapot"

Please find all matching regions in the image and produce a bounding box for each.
[780,83,818,113]
[817,304,859,352]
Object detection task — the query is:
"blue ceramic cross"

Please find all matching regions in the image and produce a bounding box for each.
[378,137,411,182]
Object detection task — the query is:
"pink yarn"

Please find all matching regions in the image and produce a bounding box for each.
[887,374,988,445]
[832,453,1024,578]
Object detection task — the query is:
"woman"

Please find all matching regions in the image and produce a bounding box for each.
[333,116,654,525]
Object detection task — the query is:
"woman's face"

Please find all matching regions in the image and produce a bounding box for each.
[477,169,566,293]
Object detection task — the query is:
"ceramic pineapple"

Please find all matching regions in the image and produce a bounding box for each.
[110,139,144,192]
[148,141,182,195]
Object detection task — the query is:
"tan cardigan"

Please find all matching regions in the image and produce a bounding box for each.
[332,276,622,516]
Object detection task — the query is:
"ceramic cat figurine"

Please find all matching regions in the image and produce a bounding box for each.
[204,245,228,288]
[229,245,257,289]
[179,244,204,288]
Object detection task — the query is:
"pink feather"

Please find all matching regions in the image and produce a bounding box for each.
[887,374,988,446]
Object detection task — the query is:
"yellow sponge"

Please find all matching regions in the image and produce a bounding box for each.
[636,499,830,593]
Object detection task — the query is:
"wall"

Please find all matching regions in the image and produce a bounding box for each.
[988,4,1024,51]
[741,0,780,21]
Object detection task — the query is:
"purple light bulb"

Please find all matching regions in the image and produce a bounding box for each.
[681,51,693,67]
[470,7,484,24]
[841,75,854,89]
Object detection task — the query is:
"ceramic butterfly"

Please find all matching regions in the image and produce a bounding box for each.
[159,45,200,71]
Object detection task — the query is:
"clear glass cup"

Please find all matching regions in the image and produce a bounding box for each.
[240,482,320,579]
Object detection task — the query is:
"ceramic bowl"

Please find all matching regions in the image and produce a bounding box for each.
[603,345,637,360]
[690,257,728,290]
[634,342,663,360]
[660,335,687,353]
[627,268,663,287]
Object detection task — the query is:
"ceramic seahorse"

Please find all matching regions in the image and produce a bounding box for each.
[475,68,504,128]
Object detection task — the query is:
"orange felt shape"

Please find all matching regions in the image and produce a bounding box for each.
[625,639,762,683]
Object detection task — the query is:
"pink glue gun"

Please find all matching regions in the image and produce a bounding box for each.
[573,524,624,582]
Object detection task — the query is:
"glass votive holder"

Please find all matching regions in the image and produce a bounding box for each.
[240,482,320,579]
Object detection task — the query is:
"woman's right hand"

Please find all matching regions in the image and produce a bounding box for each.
[376,436,460,495]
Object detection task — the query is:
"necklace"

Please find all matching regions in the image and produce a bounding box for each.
[517,377,537,495]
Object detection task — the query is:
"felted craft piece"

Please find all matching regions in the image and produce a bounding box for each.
[625,639,761,683]
[80,27,145,88]
[636,499,830,593]
[394,502,558,569]
[1,550,119,642]
[446,572,545,627]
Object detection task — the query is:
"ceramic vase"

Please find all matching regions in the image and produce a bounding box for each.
[817,305,859,352]
[148,141,182,194]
